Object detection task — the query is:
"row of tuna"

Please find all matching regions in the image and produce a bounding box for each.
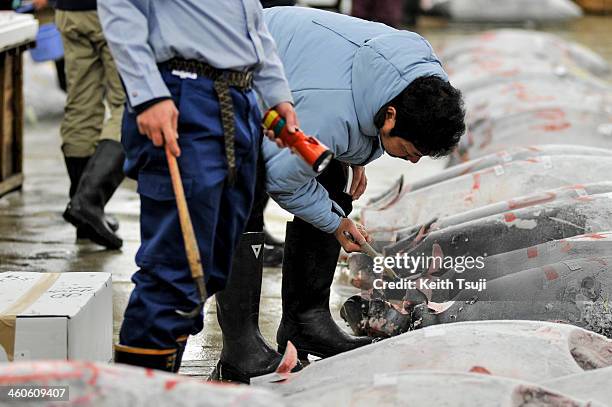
[3,26,611,407]
[1,321,611,406]
[341,28,612,342]
[422,0,583,23]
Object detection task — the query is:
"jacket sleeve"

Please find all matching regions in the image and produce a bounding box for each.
[251,2,293,109]
[98,0,170,107]
[264,91,352,233]
[265,143,344,234]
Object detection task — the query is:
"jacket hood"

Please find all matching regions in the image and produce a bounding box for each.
[352,31,448,138]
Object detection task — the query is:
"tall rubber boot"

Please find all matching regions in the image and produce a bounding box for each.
[210,232,299,383]
[64,156,91,199]
[63,140,125,249]
[114,344,178,372]
[277,220,374,360]
[173,335,189,373]
[64,156,119,236]
[264,227,284,267]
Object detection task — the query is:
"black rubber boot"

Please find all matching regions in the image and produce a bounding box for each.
[263,228,284,267]
[263,245,283,267]
[63,140,125,249]
[64,156,120,237]
[211,232,300,383]
[173,336,188,373]
[114,344,178,372]
[276,220,374,360]
[64,156,91,198]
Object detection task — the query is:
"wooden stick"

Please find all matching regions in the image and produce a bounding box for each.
[165,146,207,300]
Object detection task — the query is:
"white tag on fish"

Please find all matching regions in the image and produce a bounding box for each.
[563,260,582,271]
[494,165,505,176]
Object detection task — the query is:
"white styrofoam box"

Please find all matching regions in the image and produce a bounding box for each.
[0,272,112,363]
[0,12,38,52]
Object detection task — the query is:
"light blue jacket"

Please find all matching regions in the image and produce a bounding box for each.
[262,7,448,233]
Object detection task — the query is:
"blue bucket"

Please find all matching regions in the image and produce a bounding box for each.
[30,24,64,62]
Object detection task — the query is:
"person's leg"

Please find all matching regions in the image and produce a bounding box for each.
[373,0,404,28]
[260,0,296,7]
[54,58,67,93]
[115,72,224,370]
[55,10,105,160]
[95,11,125,146]
[245,152,267,234]
[246,154,284,266]
[72,10,125,237]
[211,96,301,383]
[277,161,373,360]
[403,0,421,26]
[117,71,261,372]
[351,0,375,21]
[57,11,124,248]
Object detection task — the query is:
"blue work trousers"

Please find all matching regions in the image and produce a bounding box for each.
[119,68,261,349]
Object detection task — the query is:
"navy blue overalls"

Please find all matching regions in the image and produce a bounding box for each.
[119,66,261,350]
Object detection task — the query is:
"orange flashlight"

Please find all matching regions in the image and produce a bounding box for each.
[263,109,334,173]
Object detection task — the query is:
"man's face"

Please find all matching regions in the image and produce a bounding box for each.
[380,134,424,163]
[378,106,424,163]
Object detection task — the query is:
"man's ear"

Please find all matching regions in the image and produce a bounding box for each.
[386,106,396,122]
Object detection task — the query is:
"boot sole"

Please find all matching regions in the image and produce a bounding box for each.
[64,207,123,249]
[208,362,254,384]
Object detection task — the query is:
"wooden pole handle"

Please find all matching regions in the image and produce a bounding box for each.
[165,146,205,282]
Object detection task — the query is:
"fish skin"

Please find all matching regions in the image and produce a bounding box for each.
[440,29,610,76]
[543,366,612,407]
[383,194,612,279]
[415,257,612,339]
[284,371,605,407]
[411,146,612,194]
[256,321,612,396]
[364,155,612,235]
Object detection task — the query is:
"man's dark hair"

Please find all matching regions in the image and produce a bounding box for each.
[374,76,465,158]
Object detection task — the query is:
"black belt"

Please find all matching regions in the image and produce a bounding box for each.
[163,58,254,186]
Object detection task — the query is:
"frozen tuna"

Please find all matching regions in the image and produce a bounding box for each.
[0,360,282,406]
[440,30,609,77]
[285,371,603,407]
[416,256,612,338]
[257,321,612,395]
[363,155,612,236]
[426,0,582,23]
[543,367,612,406]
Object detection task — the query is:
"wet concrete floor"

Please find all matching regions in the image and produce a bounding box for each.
[1,13,611,379]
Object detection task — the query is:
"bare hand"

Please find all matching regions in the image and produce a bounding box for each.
[349,165,367,200]
[334,218,370,253]
[265,101,299,149]
[137,99,180,157]
[32,0,48,9]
